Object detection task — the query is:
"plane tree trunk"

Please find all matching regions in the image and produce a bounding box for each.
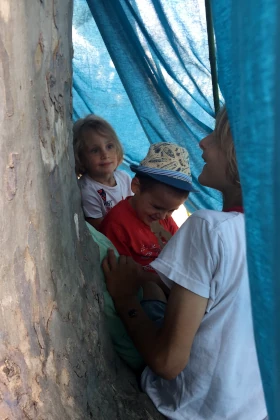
[0,1,163,418]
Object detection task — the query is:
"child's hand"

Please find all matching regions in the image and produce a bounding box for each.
[102,249,142,302]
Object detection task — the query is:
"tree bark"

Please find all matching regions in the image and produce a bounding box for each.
[0,1,163,418]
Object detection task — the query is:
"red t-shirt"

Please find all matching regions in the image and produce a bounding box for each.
[99,197,178,269]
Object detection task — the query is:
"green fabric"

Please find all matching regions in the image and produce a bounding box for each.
[86,222,144,370]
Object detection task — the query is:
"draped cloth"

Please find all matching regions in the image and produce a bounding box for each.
[73,0,222,211]
[212,1,280,418]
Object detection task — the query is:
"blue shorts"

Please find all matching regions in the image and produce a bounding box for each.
[141,299,166,326]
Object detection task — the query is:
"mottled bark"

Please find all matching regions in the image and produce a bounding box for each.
[0,1,162,418]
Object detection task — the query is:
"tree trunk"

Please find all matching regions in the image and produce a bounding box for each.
[0,1,163,418]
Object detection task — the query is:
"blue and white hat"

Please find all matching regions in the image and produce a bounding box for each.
[130,142,197,192]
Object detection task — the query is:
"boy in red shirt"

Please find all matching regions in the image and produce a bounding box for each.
[99,142,196,273]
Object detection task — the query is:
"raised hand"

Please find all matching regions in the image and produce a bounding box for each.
[102,249,142,301]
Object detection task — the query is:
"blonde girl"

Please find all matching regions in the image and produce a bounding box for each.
[73,115,132,229]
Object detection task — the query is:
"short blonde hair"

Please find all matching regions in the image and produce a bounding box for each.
[73,114,124,176]
[215,107,240,186]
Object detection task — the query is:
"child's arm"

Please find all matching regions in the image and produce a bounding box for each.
[139,270,170,296]
[86,216,104,230]
[79,182,105,228]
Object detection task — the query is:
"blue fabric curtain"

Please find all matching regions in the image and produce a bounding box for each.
[73,0,222,212]
[212,1,280,418]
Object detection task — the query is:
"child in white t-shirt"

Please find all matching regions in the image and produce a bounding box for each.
[73,115,133,230]
[102,107,267,420]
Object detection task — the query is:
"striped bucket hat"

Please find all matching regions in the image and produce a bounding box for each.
[130,142,197,192]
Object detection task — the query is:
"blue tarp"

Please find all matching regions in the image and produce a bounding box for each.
[73,0,222,212]
[212,1,280,418]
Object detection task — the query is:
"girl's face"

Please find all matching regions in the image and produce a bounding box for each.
[81,130,119,180]
[198,131,231,192]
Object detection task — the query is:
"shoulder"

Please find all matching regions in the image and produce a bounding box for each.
[169,209,245,254]
[78,174,97,190]
[100,200,131,233]
[103,198,130,220]
[189,209,244,232]
[114,170,131,182]
[78,175,101,199]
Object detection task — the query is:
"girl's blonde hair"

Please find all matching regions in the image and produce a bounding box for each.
[215,106,240,186]
[73,114,124,176]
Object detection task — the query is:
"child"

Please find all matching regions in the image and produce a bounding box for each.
[99,142,196,271]
[73,115,133,230]
[103,107,267,420]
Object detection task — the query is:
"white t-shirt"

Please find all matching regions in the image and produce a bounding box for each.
[78,170,132,218]
[141,210,267,420]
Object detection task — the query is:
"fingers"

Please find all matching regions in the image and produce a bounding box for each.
[102,257,110,276]
[127,257,140,274]
[102,251,140,299]
[119,255,128,265]
[102,249,117,275]
[108,250,131,267]
[126,256,133,264]
[107,248,117,270]
[103,250,132,277]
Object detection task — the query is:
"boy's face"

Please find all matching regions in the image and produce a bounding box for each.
[130,182,188,226]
